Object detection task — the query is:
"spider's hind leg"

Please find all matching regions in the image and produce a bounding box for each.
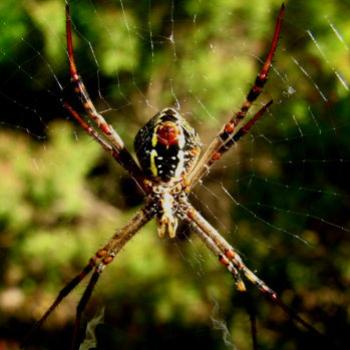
[70,206,155,348]
[24,205,154,349]
[181,202,325,340]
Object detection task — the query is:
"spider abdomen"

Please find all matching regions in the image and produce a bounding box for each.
[134,108,201,183]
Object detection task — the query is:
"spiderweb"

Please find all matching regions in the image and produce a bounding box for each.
[0,0,349,349]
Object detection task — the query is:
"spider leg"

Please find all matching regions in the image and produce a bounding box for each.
[23,204,155,348]
[181,201,325,338]
[71,202,155,348]
[63,102,145,193]
[22,259,96,347]
[63,102,114,155]
[72,269,100,349]
[248,304,258,350]
[183,215,246,292]
[188,4,284,187]
[199,100,273,179]
[65,2,144,184]
[185,206,274,297]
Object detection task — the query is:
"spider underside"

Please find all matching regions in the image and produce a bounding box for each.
[25,2,323,348]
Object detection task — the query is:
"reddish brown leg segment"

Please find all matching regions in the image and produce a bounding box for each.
[188,4,285,188]
[181,201,325,338]
[24,205,155,348]
[65,3,145,186]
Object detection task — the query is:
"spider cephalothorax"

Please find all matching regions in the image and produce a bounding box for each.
[26,4,322,348]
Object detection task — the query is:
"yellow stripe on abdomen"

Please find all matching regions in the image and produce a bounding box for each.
[150,149,158,176]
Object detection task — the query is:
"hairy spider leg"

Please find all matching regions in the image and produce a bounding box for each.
[183,203,275,296]
[65,2,143,183]
[182,202,325,338]
[187,220,260,347]
[71,270,100,350]
[24,205,155,348]
[62,102,147,195]
[188,4,285,187]
[22,260,96,348]
[71,204,155,348]
[63,103,115,155]
[206,100,273,171]
[186,219,246,292]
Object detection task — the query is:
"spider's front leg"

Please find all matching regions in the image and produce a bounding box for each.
[188,4,285,187]
[64,2,145,187]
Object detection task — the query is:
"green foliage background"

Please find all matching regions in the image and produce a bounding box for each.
[0,0,350,349]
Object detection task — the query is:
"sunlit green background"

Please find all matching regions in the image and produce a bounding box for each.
[0,0,350,349]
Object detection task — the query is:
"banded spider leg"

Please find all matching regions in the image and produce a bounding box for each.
[178,199,326,341]
[64,2,145,187]
[188,4,285,188]
[24,204,155,349]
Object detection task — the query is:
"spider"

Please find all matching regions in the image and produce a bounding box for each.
[26,2,322,348]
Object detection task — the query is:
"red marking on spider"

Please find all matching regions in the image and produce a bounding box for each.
[102,256,113,265]
[225,249,236,260]
[219,255,230,266]
[101,123,111,135]
[211,151,221,161]
[156,122,179,146]
[97,249,107,258]
[224,122,234,134]
[253,86,262,94]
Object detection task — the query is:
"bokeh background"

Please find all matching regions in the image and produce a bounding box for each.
[0,0,350,349]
